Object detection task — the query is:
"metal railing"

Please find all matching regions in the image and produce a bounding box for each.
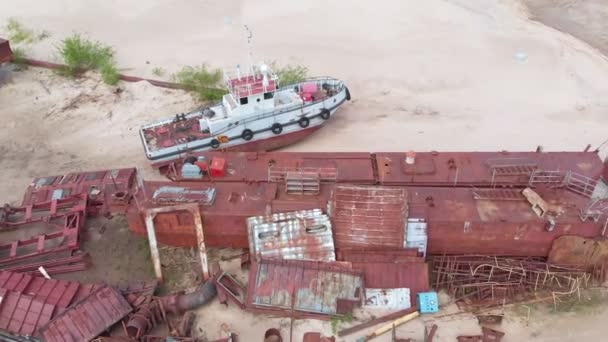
[269,166,338,183]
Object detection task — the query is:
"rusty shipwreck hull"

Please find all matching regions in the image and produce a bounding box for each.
[157,150,604,187]
[19,150,608,257]
[125,181,604,256]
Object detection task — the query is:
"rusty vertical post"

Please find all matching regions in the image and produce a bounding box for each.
[144,212,163,281]
[190,205,209,280]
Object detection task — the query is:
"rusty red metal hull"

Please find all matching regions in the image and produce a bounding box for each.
[16,150,608,257]
[0,38,12,64]
[126,181,604,256]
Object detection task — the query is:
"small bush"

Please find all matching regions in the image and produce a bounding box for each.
[11,47,28,70]
[100,61,120,85]
[152,67,166,77]
[57,34,120,85]
[6,18,35,44]
[272,62,308,86]
[172,64,226,101]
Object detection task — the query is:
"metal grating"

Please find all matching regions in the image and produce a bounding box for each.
[329,185,408,249]
[39,286,132,342]
[247,209,335,261]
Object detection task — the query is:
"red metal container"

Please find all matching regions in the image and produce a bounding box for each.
[210,157,227,177]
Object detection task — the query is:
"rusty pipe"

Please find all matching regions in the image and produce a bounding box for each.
[161,280,217,314]
[126,281,217,338]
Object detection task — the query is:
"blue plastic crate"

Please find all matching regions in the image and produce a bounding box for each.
[417,291,439,313]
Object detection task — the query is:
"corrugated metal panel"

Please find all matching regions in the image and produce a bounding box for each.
[0,271,79,309]
[39,286,132,342]
[247,209,335,261]
[364,288,411,309]
[329,185,407,249]
[0,288,55,336]
[248,259,363,317]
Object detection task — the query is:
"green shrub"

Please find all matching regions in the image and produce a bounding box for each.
[172,64,227,101]
[6,18,35,44]
[57,34,119,85]
[272,62,309,86]
[11,47,28,70]
[152,67,166,77]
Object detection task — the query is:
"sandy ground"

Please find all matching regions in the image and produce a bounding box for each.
[2,0,608,341]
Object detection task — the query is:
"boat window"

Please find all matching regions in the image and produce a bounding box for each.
[264,92,274,100]
[240,97,248,105]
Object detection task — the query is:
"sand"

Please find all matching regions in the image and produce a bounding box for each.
[1,0,608,340]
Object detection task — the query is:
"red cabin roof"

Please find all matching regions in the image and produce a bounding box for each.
[228,74,277,99]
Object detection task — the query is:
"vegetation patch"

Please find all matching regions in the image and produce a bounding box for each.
[4,18,50,70]
[172,64,227,101]
[152,67,166,77]
[5,18,49,45]
[271,62,309,86]
[330,312,354,334]
[56,34,120,85]
[10,47,27,70]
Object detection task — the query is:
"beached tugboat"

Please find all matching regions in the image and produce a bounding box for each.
[140,63,350,164]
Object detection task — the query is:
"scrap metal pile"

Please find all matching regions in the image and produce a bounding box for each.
[1,147,608,340]
[432,255,603,309]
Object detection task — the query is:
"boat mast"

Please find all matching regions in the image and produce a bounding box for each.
[244,25,254,76]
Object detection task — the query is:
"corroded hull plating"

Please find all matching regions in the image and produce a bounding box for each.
[126,150,608,257]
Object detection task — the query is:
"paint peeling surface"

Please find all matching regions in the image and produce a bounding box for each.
[39,286,132,342]
[0,38,12,64]
[247,259,363,317]
[247,209,335,261]
[329,185,408,249]
[0,288,55,336]
[21,168,136,215]
[151,186,216,205]
[364,288,411,309]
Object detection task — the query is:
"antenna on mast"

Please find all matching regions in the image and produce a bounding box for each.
[244,25,254,75]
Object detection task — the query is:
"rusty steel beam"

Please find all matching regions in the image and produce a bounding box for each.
[144,203,209,282]
[338,307,418,337]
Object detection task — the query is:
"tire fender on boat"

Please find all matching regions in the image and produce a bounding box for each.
[210,139,220,149]
[320,108,330,120]
[271,123,283,134]
[298,117,310,128]
[241,129,254,141]
[345,86,351,101]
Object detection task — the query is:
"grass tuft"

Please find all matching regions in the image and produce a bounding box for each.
[6,18,35,44]
[152,67,166,77]
[10,47,28,70]
[172,64,227,101]
[56,34,120,85]
[271,62,309,86]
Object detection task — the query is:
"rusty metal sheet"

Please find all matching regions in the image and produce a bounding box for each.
[39,286,132,342]
[0,38,12,64]
[0,288,55,336]
[329,185,407,249]
[247,259,363,318]
[151,186,216,205]
[351,261,429,308]
[22,168,136,215]
[0,271,80,309]
[247,209,335,261]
